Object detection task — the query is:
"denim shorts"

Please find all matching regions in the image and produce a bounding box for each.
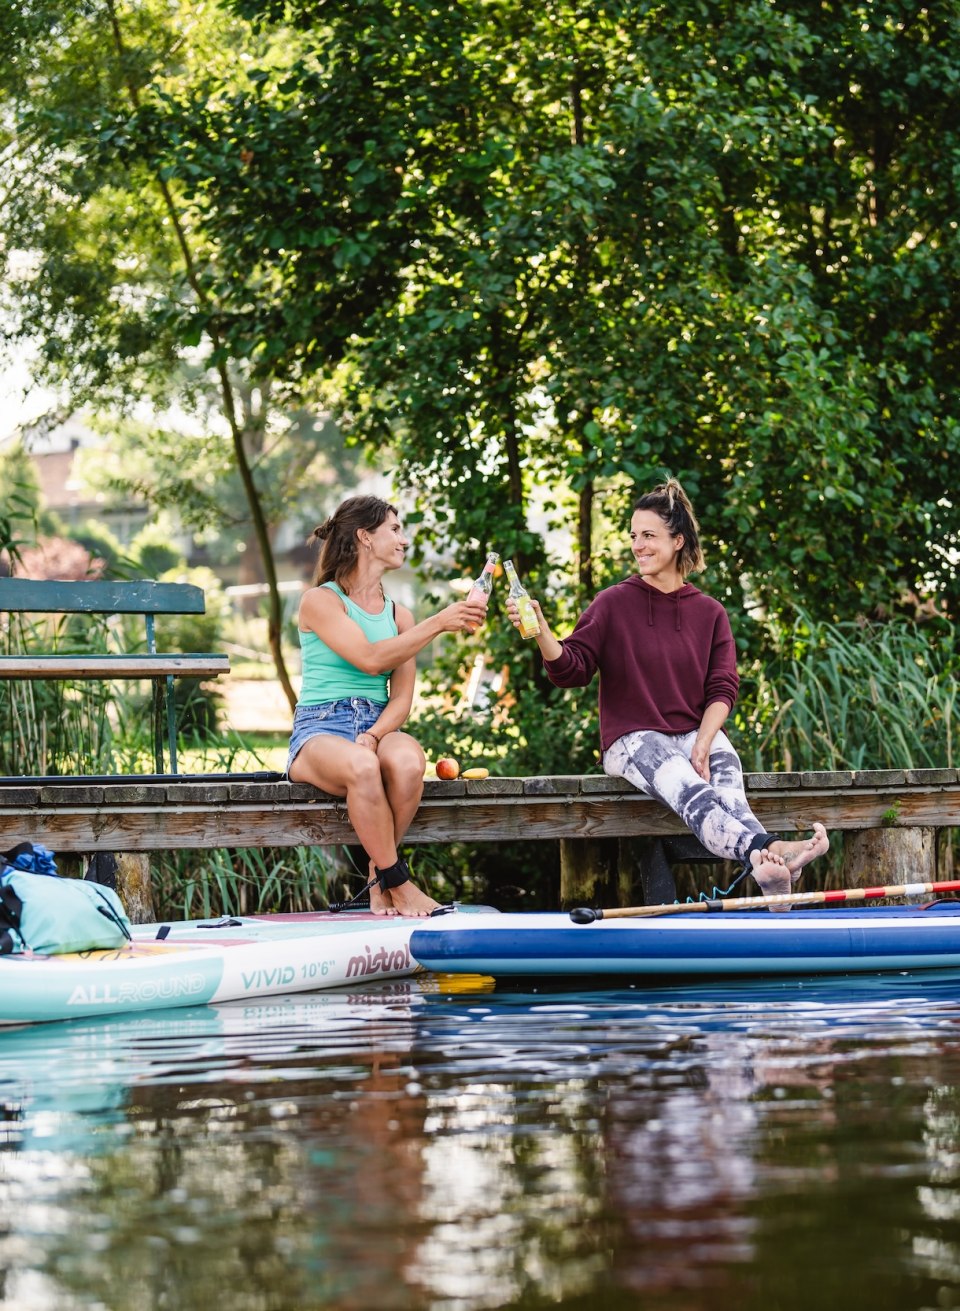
[286,697,386,774]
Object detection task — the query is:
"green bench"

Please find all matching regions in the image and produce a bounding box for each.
[0,577,230,774]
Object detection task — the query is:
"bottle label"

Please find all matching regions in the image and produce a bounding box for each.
[517,596,540,638]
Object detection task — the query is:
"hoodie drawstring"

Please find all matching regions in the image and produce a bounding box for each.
[638,578,686,630]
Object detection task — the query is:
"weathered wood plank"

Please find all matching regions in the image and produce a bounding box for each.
[905,768,959,785]
[580,775,632,793]
[0,655,229,679]
[1,779,958,853]
[800,771,854,788]
[841,827,936,892]
[522,776,585,795]
[853,768,907,786]
[743,772,803,789]
[457,776,525,796]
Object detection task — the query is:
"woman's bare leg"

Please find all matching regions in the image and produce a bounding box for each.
[374,733,438,917]
[290,737,402,916]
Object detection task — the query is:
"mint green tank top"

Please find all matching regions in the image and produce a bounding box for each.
[298,581,397,706]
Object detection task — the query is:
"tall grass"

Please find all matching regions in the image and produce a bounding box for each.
[0,609,136,775]
[736,611,958,773]
[152,844,341,919]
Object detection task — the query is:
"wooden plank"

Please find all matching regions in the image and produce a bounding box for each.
[743,772,803,789]
[800,771,854,788]
[460,776,524,796]
[853,768,907,786]
[0,578,207,616]
[905,768,959,785]
[2,782,958,852]
[39,785,106,805]
[523,776,585,795]
[580,775,632,794]
[0,654,229,679]
[422,776,466,797]
[0,787,42,806]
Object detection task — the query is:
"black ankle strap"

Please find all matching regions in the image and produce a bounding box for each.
[374,857,411,891]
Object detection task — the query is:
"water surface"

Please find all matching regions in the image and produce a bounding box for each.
[2,969,960,1310]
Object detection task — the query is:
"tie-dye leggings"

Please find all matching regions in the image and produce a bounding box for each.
[603,729,769,864]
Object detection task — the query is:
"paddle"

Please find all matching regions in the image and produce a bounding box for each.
[569,878,960,923]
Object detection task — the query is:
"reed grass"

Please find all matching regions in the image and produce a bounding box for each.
[151,844,341,919]
[736,611,958,773]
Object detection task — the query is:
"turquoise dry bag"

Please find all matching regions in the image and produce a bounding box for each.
[0,843,132,955]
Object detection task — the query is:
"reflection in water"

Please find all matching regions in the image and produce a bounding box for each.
[2,972,960,1308]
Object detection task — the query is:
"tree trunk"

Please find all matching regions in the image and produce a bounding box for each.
[107,0,298,713]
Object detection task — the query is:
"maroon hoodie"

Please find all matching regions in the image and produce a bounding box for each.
[542,575,740,752]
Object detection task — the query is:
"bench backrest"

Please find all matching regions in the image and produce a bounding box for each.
[0,578,206,617]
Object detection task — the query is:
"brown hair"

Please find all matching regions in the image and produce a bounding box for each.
[633,477,706,578]
[307,495,397,590]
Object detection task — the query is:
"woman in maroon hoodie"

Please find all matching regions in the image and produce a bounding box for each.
[507,478,828,897]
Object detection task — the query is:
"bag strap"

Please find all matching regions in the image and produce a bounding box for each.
[0,882,25,953]
[86,883,132,942]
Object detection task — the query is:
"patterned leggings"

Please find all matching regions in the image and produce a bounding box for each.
[603,729,770,864]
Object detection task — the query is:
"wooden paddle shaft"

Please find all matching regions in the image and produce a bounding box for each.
[585,878,960,921]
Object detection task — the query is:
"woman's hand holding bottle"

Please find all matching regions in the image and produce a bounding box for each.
[439,599,489,633]
[505,595,544,636]
[505,594,563,660]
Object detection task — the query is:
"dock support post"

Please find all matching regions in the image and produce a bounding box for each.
[86,851,156,923]
[559,837,631,909]
[841,827,935,898]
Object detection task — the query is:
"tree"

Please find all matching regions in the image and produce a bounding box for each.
[177,0,960,626]
[5,0,960,777]
[0,0,354,708]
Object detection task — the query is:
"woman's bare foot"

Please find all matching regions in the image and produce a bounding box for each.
[750,848,792,900]
[367,860,398,917]
[389,879,440,918]
[769,823,829,882]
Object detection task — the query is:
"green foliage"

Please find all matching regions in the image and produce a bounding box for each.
[129,521,185,578]
[0,442,63,540]
[153,845,339,919]
[69,519,124,574]
[5,1,960,911]
[179,0,960,631]
[735,611,959,773]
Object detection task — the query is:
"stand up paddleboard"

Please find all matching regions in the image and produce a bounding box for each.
[410,903,960,979]
[0,911,422,1026]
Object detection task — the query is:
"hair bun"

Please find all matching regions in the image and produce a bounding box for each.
[309,519,333,544]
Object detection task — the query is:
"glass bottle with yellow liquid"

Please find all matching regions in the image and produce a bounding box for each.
[503,559,541,638]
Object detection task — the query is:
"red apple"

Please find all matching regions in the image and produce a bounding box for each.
[435,757,460,780]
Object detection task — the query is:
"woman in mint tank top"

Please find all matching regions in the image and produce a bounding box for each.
[288,495,488,917]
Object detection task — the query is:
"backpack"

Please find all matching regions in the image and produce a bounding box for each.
[0,842,132,956]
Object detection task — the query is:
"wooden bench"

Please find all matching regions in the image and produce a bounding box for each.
[0,768,956,918]
[0,578,230,775]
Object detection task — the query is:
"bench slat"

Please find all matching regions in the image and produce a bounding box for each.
[0,578,207,615]
[0,655,229,679]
